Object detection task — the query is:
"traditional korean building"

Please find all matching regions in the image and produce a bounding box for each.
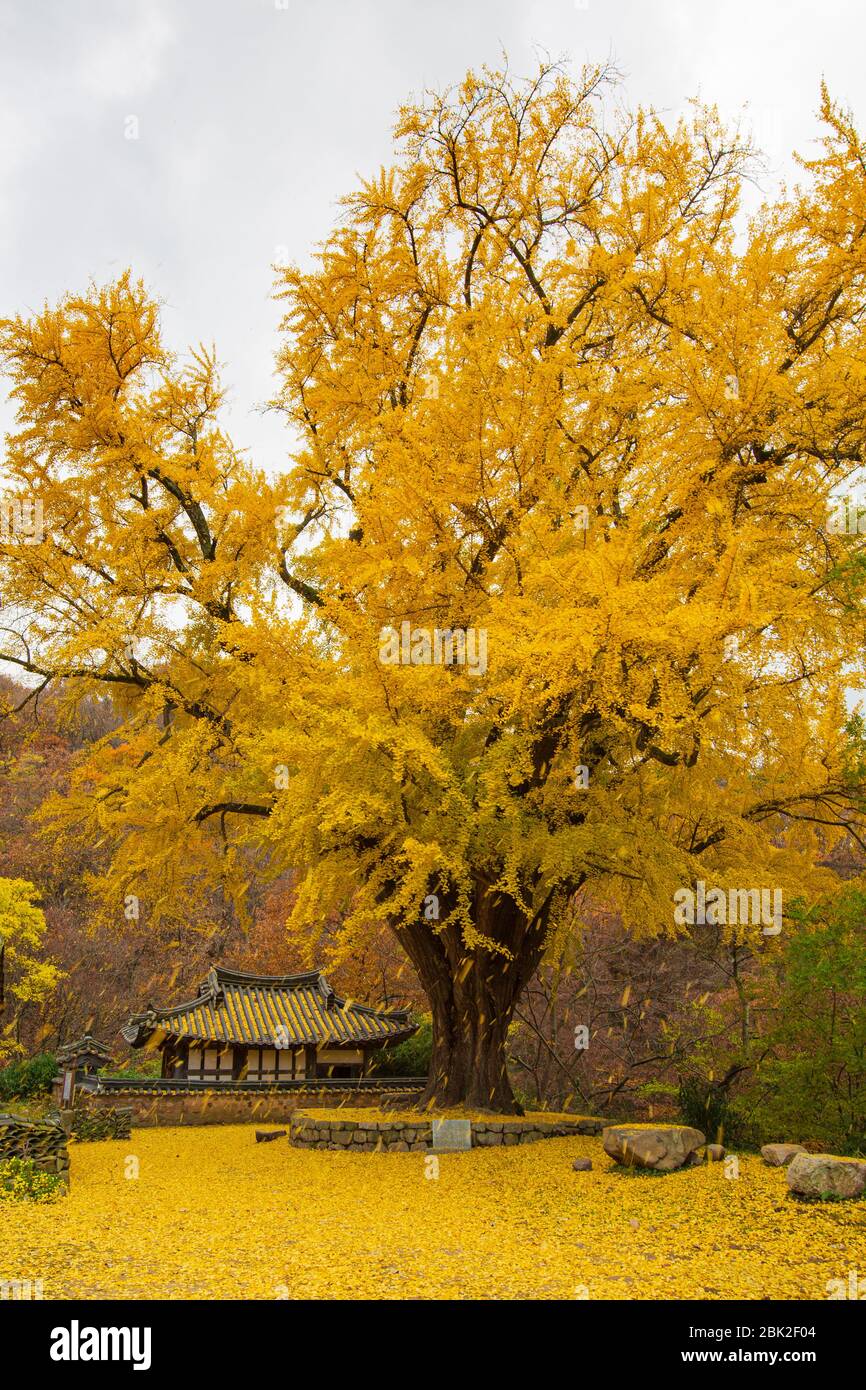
[121,965,416,1081]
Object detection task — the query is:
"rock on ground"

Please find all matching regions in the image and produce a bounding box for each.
[602,1124,706,1172]
[786,1153,866,1200]
[761,1143,806,1167]
[687,1143,727,1166]
[571,1157,593,1172]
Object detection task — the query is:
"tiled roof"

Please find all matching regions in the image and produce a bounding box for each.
[121,966,415,1049]
[56,1034,113,1065]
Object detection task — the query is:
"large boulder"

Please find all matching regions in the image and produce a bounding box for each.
[761,1143,806,1167]
[603,1124,705,1172]
[786,1153,866,1200]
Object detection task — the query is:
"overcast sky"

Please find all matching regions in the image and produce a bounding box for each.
[0,0,862,469]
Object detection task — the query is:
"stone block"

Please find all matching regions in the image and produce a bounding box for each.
[432,1118,473,1152]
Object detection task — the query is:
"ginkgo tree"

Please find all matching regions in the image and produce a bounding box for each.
[2,61,866,1110]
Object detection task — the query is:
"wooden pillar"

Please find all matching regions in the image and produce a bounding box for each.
[304,1045,317,1079]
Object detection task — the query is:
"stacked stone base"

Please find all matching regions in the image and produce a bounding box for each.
[70,1103,133,1141]
[289,1112,607,1151]
[0,1113,70,1187]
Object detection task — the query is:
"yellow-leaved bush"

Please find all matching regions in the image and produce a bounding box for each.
[0,878,60,1059]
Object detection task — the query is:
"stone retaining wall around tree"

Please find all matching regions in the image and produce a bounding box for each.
[289,1113,608,1151]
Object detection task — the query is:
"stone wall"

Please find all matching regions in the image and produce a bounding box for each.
[70,1103,133,1141]
[290,1112,608,1151]
[0,1112,70,1186]
[66,1084,424,1128]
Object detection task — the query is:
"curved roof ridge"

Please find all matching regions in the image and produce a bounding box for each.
[334,995,412,1021]
[211,965,325,989]
[125,986,218,1025]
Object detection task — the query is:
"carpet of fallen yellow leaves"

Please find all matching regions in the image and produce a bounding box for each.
[1,1126,864,1299]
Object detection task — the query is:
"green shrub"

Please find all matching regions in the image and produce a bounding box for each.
[0,1054,57,1102]
[511,1084,537,1112]
[676,890,866,1155]
[0,1156,63,1202]
[740,892,866,1155]
[368,1016,432,1077]
[677,1073,763,1149]
[678,1074,730,1143]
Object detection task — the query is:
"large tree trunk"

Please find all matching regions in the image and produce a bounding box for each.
[395,884,552,1114]
[422,959,525,1112]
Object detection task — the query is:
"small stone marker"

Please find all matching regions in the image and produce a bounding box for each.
[432,1118,472,1152]
[255,1129,288,1143]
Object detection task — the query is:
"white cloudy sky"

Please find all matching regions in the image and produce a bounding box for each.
[0,0,862,468]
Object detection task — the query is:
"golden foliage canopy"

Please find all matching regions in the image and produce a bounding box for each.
[2,64,866,1083]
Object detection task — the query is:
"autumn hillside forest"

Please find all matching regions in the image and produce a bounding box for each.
[2,59,866,1148]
